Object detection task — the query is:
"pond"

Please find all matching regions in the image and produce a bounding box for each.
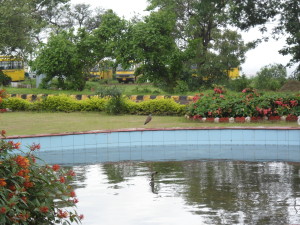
[69,160,300,225]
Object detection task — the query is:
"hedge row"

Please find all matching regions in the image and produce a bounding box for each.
[1,95,186,115]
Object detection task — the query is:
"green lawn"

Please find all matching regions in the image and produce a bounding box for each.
[1,112,298,136]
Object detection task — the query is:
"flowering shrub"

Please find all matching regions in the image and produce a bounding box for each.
[187,87,300,119]
[213,84,226,94]
[241,87,258,94]
[0,131,83,224]
[189,93,234,118]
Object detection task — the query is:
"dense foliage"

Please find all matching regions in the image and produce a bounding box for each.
[1,0,299,92]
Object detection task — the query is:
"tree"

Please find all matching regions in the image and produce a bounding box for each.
[32,10,125,91]
[228,0,300,72]
[92,10,127,59]
[32,30,89,91]
[70,4,92,29]
[117,11,187,92]
[84,7,105,32]
[277,0,300,72]
[0,0,69,56]
[254,63,287,90]
[146,0,250,86]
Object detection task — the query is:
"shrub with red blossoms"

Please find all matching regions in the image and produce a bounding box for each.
[0,131,83,224]
[188,90,300,119]
[213,85,226,94]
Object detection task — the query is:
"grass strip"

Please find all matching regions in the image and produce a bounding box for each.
[1,112,299,136]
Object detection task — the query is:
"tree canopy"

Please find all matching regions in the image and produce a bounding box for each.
[1,0,298,91]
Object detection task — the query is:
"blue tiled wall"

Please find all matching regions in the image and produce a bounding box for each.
[9,129,300,164]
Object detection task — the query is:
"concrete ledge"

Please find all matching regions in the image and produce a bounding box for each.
[4,127,300,164]
[4,126,300,139]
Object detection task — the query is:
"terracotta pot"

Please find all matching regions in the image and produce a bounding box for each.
[219,117,229,123]
[269,115,281,121]
[206,117,214,122]
[235,117,245,123]
[251,116,262,122]
[286,115,297,122]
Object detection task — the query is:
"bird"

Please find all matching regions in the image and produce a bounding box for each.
[150,171,158,181]
[144,114,152,125]
[297,116,300,125]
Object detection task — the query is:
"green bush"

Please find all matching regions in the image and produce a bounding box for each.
[174,80,189,94]
[95,86,128,114]
[38,95,80,112]
[227,75,251,92]
[1,98,32,111]
[135,99,186,115]
[253,64,287,91]
[78,96,107,111]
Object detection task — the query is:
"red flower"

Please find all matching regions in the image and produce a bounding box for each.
[59,176,65,183]
[39,206,49,213]
[70,191,76,197]
[73,198,79,204]
[14,155,30,168]
[0,178,7,187]
[0,207,6,214]
[290,100,298,107]
[67,170,76,176]
[1,130,6,136]
[30,143,41,151]
[14,142,21,149]
[57,209,68,218]
[79,214,84,220]
[23,181,34,188]
[8,185,16,191]
[21,196,27,203]
[52,164,60,171]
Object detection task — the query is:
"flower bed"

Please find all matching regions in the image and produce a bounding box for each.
[187,87,300,121]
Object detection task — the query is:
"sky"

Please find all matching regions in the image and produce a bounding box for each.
[71,0,296,76]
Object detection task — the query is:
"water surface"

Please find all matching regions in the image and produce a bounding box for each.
[69,160,300,225]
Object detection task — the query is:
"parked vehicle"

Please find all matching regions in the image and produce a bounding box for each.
[115,64,136,83]
[0,56,25,81]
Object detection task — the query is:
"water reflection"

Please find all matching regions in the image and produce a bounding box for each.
[70,161,300,225]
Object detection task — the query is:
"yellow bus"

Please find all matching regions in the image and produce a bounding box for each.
[227,67,240,79]
[115,64,136,83]
[191,65,240,79]
[90,64,113,80]
[0,56,25,81]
